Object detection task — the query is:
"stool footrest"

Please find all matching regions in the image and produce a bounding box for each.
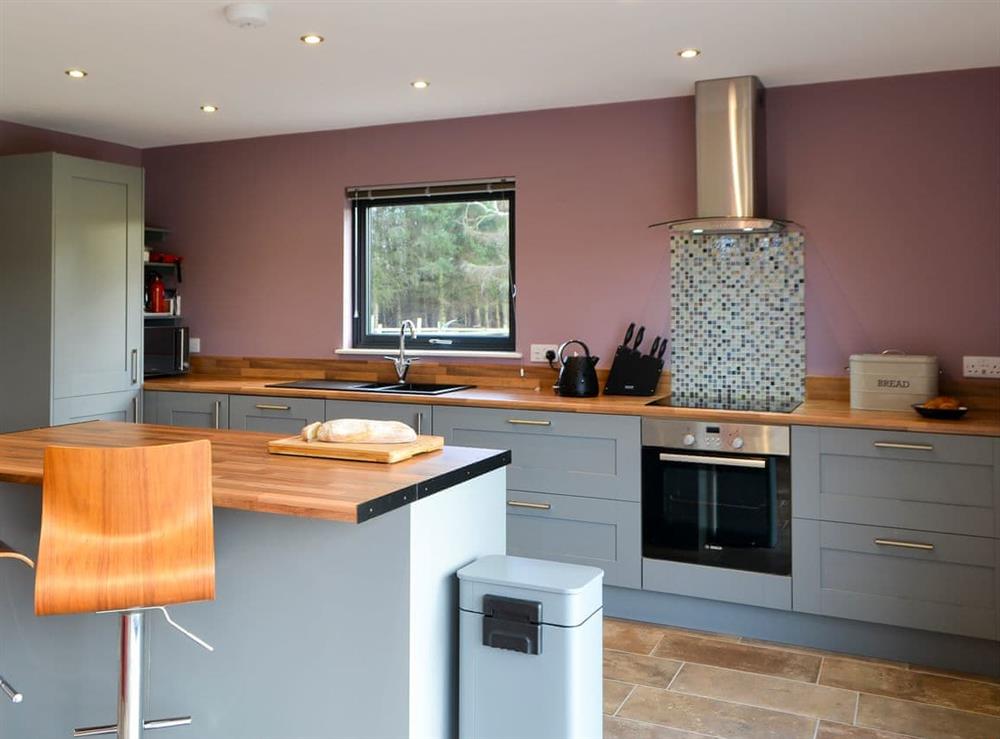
[0,539,33,568]
[0,674,22,703]
[73,716,192,736]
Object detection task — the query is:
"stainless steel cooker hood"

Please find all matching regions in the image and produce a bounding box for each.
[652,76,795,235]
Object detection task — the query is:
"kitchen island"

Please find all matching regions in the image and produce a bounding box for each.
[0,421,509,738]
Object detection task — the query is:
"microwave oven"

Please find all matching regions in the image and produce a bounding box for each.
[144,325,190,377]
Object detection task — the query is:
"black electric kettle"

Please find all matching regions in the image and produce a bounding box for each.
[555,339,600,397]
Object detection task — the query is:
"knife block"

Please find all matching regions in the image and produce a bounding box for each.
[603,348,663,396]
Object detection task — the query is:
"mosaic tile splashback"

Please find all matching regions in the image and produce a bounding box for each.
[670,231,806,409]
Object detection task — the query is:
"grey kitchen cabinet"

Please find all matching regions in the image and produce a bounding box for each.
[792,426,997,537]
[506,490,641,588]
[230,395,325,435]
[434,405,641,584]
[432,406,640,501]
[0,153,144,433]
[792,425,1000,638]
[52,390,141,425]
[324,400,430,434]
[793,518,997,640]
[147,391,229,429]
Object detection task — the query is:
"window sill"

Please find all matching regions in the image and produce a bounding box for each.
[335,347,523,360]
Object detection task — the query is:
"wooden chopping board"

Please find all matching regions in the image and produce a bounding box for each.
[267,434,445,464]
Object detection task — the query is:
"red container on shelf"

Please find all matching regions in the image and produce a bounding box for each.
[147,274,167,313]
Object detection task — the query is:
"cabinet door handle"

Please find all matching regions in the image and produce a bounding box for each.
[507,419,551,426]
[507,500,551,510]
[254,403,290,411]
[416,412,423,435]
[132,396,139,424]
[130,349,138,384]
[873,441,933,452]
[874,538,935,551]
[213,400,222,430]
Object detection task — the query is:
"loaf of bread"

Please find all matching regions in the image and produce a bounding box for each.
[301,419,417,444]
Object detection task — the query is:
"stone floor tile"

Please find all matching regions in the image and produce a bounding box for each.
[856,694,1000,739]
[604,679,635,715]
[652,631,822,682]
[604,649,683,689]
[820,657,1000,717]
[670,662,857,723]
[617,685,817,739]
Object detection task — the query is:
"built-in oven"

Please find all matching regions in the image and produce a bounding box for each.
[641,418,790,576]
[144,324,190,378]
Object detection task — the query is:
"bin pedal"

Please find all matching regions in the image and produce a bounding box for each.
[482,595,542,655]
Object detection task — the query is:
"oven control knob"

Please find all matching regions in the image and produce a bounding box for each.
[682,433,696,447]
[731,437,745,450]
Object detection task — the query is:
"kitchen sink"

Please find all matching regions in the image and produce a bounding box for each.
[366,382,474,395]
[266,380,473,395]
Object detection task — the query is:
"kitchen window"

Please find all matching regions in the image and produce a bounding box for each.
[350,180,515,352]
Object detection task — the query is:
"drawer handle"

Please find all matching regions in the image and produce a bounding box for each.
[873,441,934,452]
[507,419,551,426]
[874,538,935,551]
[255,403,291,411]
[507,500,551,510]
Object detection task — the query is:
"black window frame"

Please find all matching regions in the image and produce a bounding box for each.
[352,189,516,352]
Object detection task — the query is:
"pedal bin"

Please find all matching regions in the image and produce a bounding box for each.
[457,555,603,739]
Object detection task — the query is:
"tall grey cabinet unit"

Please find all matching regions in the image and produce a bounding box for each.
[0,153,144,431]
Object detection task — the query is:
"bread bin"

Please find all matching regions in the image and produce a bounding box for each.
[849,352,938,410]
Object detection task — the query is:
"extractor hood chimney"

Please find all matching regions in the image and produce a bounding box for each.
[652,76,795,234]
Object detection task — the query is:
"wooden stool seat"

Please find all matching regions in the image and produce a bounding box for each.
[36,440,215,616]
[35,440,215,738]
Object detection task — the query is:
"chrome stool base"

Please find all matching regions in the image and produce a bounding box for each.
[74,609,210,737]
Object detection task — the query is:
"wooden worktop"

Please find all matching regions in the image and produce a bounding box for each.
[145,374,1000,437]
[0,422,510,524]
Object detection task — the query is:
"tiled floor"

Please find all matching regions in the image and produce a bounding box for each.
[602,618,1000,739]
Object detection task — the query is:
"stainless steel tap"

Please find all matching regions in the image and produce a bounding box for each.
[385,320,419,382]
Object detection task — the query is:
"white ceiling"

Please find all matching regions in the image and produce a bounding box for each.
[1,0,997,149]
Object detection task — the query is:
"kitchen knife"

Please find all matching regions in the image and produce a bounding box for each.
[621,322,635,350]
[632,326,645,354]
[657,339,667,360]
[649,336,661,358]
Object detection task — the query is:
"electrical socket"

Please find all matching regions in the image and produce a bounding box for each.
[963,355,1000,378]
[530,344,559,363]
[189,337,201,354]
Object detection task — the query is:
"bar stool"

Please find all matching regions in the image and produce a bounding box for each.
[35,440,216,738]
[0,539,34,705]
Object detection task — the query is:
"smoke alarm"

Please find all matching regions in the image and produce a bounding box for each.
[224,3,270,29]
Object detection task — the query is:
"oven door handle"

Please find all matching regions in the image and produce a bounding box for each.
[658,452,767,469]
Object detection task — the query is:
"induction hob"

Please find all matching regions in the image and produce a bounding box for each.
[650,393,802,414]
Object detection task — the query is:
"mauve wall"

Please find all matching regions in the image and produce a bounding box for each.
[143,67,1000,377]
[0,119,140,166]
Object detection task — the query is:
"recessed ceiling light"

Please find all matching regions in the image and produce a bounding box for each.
[300,34,324,45]
[200,104,219,113]
[742,227,755,232]
[677,48,701,59]
[65,68,87,79]
[411,80,429,90]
